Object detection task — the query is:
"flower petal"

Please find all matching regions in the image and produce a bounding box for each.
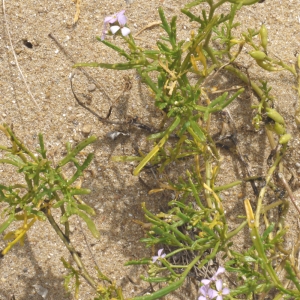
[199,285,209,296]
[216,279,223,291]
[152,256,158,263]
[201,279,211,286]
[101,27,107,40]
[208,289,218,299]
[121,27,130,36]
[198,297,206,300]
[157,249,164,256]
[222,287,230,295]
[117,10,127,26]
[215,267,225,277]
[216,296,223,300]
[101,33,106,40]
[104,16,112,23]
[110,25,120,34]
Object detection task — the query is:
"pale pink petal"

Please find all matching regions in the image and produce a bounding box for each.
[157,249,164,256]
[101,33,106,40]
[121,27,131,37]
[199,285,210,296]
[105,15,117,24]
[222,287,230,295]
[152,256,158,263]
[201,279,211,286]
[216,296,223,300]
[110,25,120,34]
[216,279,223,291]
[198,297,206,300]
[208,289,218,299]
[104,16,112,23]
[117,10,127,26]
[215,267,225,277]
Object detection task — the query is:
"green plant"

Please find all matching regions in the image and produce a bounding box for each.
[0,124,100,292]
[74,0,300,298]
[1,0,300,299]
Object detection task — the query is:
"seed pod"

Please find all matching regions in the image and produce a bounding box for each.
[273,122,286,135]
[249,51,266,60]
[279,133,292,144]
[255,59,284,71]
[227,0,259,5]
[230,39,243,44]
[259,24,268,51]
[266,108,285,125]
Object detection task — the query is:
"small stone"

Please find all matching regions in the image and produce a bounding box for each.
[73,133,80,142]
[56,132,63,140]
[82,124,92,136]
[32,284,48,299]
[15,48,23,54]
[87,84,96,92]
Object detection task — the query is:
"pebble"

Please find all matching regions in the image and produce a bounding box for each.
[15,48,23,55]
[56,132,63,140]
[82,124,92,136]
[73,133,81,142]
[32,284,48,299]
[87,84,96,92]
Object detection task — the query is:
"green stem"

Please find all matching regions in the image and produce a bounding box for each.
[43,207,97,290]
[226,220,247,240]
[255,144,287,227]
[225,65,264,99]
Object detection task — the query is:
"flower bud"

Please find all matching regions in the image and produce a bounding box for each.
[230,39,243,44]
[273,122,286,135]
[279,133,292,144]
[266,108,285,125]
[227,0,259,5]
[255,59,283,71]
[259,24,268,51]
[249,51,266,60]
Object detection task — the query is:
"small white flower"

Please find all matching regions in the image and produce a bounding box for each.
[152,248,166,263]
[110,25,131,37]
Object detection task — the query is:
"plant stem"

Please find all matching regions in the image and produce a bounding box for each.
[42,207,97,290]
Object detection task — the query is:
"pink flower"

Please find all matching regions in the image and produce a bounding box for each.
[198,285,218,300]
[201,266,225,286]
[152,248,166,263]
[215,279,230,300]
[101,10,130,40]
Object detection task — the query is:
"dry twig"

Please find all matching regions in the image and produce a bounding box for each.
[72,0,81,24]
[134,21,162,37]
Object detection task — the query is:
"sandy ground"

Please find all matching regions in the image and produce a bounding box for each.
[0,0,300,299]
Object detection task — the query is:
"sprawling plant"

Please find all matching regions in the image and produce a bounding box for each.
[1,0,300,299]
